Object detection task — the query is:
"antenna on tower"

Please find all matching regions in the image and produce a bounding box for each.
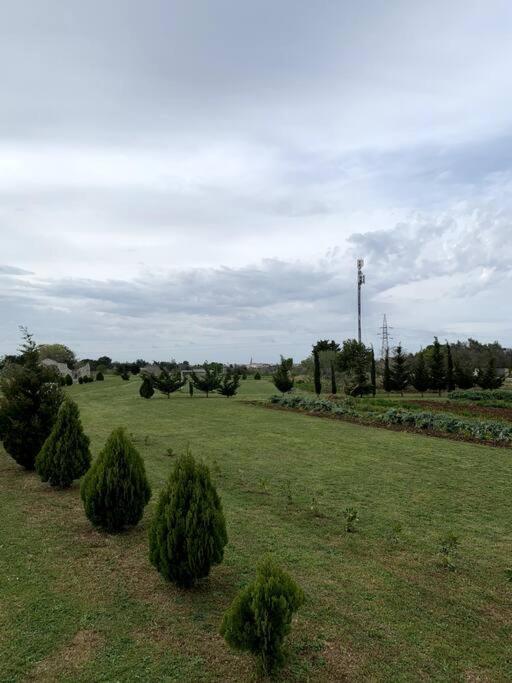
[357,259,365,343]
[378,314,393,358]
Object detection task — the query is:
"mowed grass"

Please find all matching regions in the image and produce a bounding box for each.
[1,376,512,682]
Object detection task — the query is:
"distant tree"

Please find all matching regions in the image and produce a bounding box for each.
[370,347,376,397]
[221,556,304,675]
[35,398,91,488]
[476,356,505,390]
[454,362,474,389]
[96,371,104,381]
[0,329,63,470]
[81,428,151,531]
[65,374,73,386]
[411,351,429,396]
[37,343,76,368]
[390,344,409,395]
[149,452,227,587]
[153,369,186,398]
[272,357,294,394]
[429,337,446,395]
[218,370,241,397]
[383,350,393,393]
[445,342,455,392]
[97,356,113,369]
[139,375,155,399]
[190,363,222,397]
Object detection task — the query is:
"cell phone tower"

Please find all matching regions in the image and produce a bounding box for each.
[357,259,365,343]
[378,314,393,358]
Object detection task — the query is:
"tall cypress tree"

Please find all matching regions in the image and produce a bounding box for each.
[429,337,446,395]
[390,344,409,396]
[383,350,393,393]
[445,342,455,392]
[139,375,155,399]
[411,351,429,396]
[330,360,337,395]
[313,349,321,396]
[454,362,474,389]
[477,356,505,390]
[370,347,376,397]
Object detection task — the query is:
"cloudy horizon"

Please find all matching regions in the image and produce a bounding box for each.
[2,1,511,362]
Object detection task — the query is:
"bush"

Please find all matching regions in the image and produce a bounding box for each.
[121,372,130,381]
[190,363,222,397]
[78,377,84,384]
[217,370,241,397]
[153,369,185,398]
[96,371,104,381]
[272,357,294,394]
[139,375,155,399]
[221,557,304,675]
[35,398,91,488]
[449,389,512,402]
[81,428,151,531]
[149,451,227,587]
[254,371,261,380]
[65,374,73,386]
[0,330,63,470]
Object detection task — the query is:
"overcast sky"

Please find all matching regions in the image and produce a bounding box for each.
[1,1,511,362]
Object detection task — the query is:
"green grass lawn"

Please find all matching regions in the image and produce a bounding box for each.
[1,376,512,681]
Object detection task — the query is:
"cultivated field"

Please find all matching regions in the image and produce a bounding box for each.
[1,376,511,681]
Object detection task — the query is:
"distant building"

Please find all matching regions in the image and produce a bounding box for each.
[140,364,162,378]
[41,358,91,382]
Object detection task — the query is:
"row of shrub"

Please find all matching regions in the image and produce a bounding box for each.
[448,389,512,402]
[269,394,512,445]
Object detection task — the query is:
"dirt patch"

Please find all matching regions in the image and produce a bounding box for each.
[26,629,103,682]
[321,639,363,680]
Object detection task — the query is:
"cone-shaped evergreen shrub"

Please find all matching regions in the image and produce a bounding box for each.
[221,556,304,675]
[35,398,91,488]
[65,374,73,386]
[149,452,227,587]
[96,371,104,381]
[81,428,151,531]
[139,375,154,399]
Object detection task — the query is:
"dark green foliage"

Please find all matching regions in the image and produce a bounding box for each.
[383,351,393,393]
[188,380,194,396]
[0,329,63,470]
[272,356,294,394]
[190,363,222,397]
[429,337,446,395]
[78,377,84,385]
[370,347,376,397]
[120,372,130,381]
[153,369,185,398]
[476,357,505,390]
[391,344,409,395]
[330,360,337,394]
[139,375,155,399]
[80,428,151,531]
[65,374,73,386]
[220,556,304,675]
[149,452,227,587]
[337,339,370,396]
[454,362,474,389]
[449,389,512,402]
[254,371,261,380]
[35,398,91,488]
[411,351,429,396]
[96,371,104,381]
[446,343,455,392]
[37,343,76,367]
[218,370,241,397]
[313,349,321,396]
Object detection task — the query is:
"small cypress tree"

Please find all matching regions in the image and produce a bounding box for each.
[190,363,222,397]
[429,337,446,395]
[188,380,194,396]
[139,375,155,399]
[445,342,455,392]
[254,371,261,380]
[81,428,151,531]
[370,347,376,397]
[65,373,73,386]
[272,357,294,394]
[313,349,321,396]
[153,369,186,398]
[218,370,241,397]
[330,360,337,394]
[149,452,227,587]
[390,344,409,396]
[221,556,304,675]
[78,376,84,385]
[476,356,505,390]
[411,351,429,396]
[383,350,393,393]
[120,371,130,381]
[96,371,104,381]
[35,398,91,488]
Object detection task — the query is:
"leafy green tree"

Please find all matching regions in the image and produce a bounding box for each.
[96,356,112,369]
[139,375,155,399]
[337,339,371,396]
[446,342,455,392]
[153,369,186,398]
[96,371,104,381]
[391,344,409,395]
[190,363,222,397]
[383,350,393,393]
[370,347,377,396]
[35,398,91,488]
[429,337,446,395]
[37,343,76,367]
[411,351,429,396]
[272,356,294,394]
[149,452,227,587]
[454,362,474,389]
[0,329,63,470]
[476,357,505,390]
[221,556,304,675]
[218,370,241,397]
[81,428,151,531]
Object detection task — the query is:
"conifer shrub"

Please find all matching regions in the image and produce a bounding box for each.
[96,371,104,381]
[65,374,73,386]
[188,380,194,396]
[221,557,304,675]
[139,375,155,399]
[149,451,227,587]
[35,398,91,488]
[78,377,84,384]
[81,428,151,531]
[254,371,261,380]
[218,370,241,397]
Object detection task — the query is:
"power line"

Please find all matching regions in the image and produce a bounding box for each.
[378,314,393,358]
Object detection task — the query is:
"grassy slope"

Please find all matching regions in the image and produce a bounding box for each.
[1,376,511,682]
